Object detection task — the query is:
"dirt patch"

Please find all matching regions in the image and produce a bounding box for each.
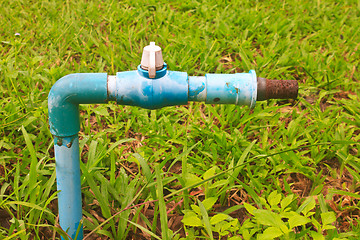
[278,158,360,232]
[0,164,5,178]
[0,208,11,229]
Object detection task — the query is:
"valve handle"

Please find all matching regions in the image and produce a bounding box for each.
[140,42,164,78]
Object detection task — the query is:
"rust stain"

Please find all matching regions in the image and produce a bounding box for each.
[56,138,63,146]
[257,77,298,100]
[266,79,298,100]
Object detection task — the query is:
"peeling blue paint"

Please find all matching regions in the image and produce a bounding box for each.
[205,70,257,108]
[188,76,206,101]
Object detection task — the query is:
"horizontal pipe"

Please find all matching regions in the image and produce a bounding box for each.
[112,68,189,109]
[109,69,258,109]
[188,70,257,108]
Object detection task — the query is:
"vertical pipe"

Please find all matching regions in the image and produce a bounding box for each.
[48,73,108,239]
[54,135,83,240]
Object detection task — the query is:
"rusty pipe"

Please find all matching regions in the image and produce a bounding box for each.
[257,77,298,101]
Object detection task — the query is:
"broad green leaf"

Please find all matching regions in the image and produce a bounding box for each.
[220,220,232,233]
[203,166,217,180]
[322,225,336,230]
[4,201,52,215]
[244,202,256,215]
[318,194,328,213]
[229,140,256,181]
[280,211,296,219]
[92,106,109,116]
[298,197,316,216]
[311,217,322,231]
[209,179,228,189]
[310,231,325,240]
[259,197,270,209]
[237,181,262,207]
[202,197,217,211]
[2,229,27,240]
[259,227,283,240]
[21,126,37,200]
[182,212,202,227]
[123,217,161,240]
[241,229,252,240]
[210,213,229,225]
[346,167,360,182]
[241,218,256,229]
[289,214,310,229]
[253,209,281,227]
[329,189,360,199]
[82,169,111,219]
[321,212,336,226]
[228,236,242,240]
[185,173,202,187]
[268,191,281,207]
[280,195,294,210]
[223,205,243,215]
[190,205,201,215]
[133,153,157,199]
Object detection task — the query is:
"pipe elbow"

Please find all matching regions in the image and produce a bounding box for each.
[48,73,108,137]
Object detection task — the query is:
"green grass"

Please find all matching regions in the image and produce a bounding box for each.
[1,0,360,239]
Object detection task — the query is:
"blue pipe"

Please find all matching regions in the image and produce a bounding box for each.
[54,135,82,240]
[48,73,108,137]
[108,65,257,109]
[49,73,108,239]
[48,68,257,239]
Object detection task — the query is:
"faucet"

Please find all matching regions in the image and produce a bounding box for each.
[48,42,298,239]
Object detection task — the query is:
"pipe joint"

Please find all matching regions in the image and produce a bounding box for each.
[48,73,108,137]
[188,70,257,108]
[110,70,189,109]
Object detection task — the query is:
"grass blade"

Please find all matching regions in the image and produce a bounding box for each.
[156,165,170,240]
[198,199,214,240]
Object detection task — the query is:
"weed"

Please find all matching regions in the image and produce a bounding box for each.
[0,0,359,239]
